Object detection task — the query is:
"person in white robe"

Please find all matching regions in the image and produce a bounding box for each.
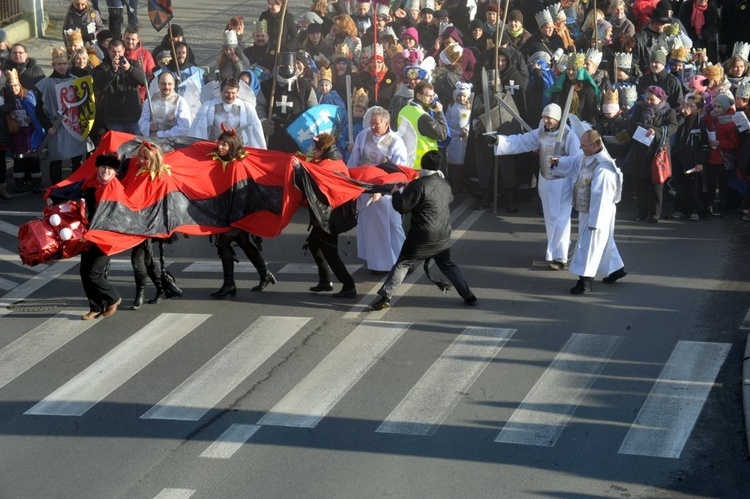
[138,72,192,138]
[189,76,266,148]
[551,130,627,294]
[347,106,410,272]
[491,103,580,270]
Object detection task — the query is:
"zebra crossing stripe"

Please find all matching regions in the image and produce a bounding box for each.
[257,321,412,428]
[0,260,78,318]
[199,424,261,459]
[24,313,210,417]
[0,310,98,391]
[152,488,195,499]
[377,327,516,436]
[141,316,311,421]
[618,341,731,459]
[495,333,623,447]
[0,275,18,291]
[0,246,47,272]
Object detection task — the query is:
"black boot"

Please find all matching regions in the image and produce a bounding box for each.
[211,257,236,298]
[570,277,594,295]
[503,189,518,213]
[131,284,145,310]
[147,265,165,304]
[252,271,277,292]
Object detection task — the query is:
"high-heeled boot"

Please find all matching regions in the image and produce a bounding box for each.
[252,270,277,292]
[131,284,146,310]
[147,264,165,304]
[211,256,236,298]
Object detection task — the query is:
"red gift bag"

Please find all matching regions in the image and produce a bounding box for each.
[651,126,672,185]
[18,200,91,266]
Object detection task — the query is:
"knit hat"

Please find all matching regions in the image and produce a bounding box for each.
[170,24,184,37]
[713,94,735,111]
[542,103,562,121]
[650,49,667,65]
[402,27,419,44]
[307,23,323,35]
[421,150,442,170]
[646,85,667,101]
[96,29,113,44]
[508,10,523,23]
[453,81,472,100]
[469,19,484,31]
[440,42,463,66]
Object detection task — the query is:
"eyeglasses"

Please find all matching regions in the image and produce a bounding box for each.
[11,51,26,55]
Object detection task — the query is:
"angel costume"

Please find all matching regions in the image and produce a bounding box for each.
[347,113,410,271]
[190,96,266,148]
[138,90,192,138]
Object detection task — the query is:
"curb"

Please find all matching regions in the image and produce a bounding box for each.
[2,19,32,45]
[744,333,750,456]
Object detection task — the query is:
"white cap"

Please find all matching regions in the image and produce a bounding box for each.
[542,103,562,121]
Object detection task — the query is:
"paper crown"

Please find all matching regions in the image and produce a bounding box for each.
[423,0,436,10]
[224,29,238,47]
[670,46,689,62]
[602,88,619,105]
[733,42,750,61]
[567,52,585,70]
[64,28,83,46]
[333,43,352,61]
[253,20,268,35]
[318,65,332,83]
[555,53,569,74]
[362,43,384,61]
[5,68,19,85]
[702,63,723,82]
[548,2,565,20]
[353,87,369,108]
[737,81,750,100]
[439,42,463,66]
[585,48,602,66]
[404,65,428,81]
[666,32,693,53]
[618,84,638,105]
[404,0,419,11]
[535,9,553,27]
[376,4,390,18]
[52,47,68,64]
[615,52,632,69]
[663,22,680,36]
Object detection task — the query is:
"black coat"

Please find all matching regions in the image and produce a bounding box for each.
[625,101,679,179]
[392,173,453,260]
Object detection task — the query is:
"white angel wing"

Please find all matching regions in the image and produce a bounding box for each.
[396,118,417,168]
[567,114,593,138]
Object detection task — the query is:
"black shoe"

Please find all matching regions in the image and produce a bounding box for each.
[148,291,166,304]
[310,282,333,292]
[648,216,659,224]
[211,282,237,298]
[602,268,627,284]
[464,295,478,306]
[570,277,593,295]
[369,296,391,310]
[252,271,277,292]
[332,287,357,298]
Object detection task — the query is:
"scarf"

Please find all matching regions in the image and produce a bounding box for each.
[508,27,524,38]
[418,168,445,179]
[641,100,670,126]
[691,1,708,37]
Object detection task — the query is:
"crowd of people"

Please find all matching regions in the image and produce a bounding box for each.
[4,0,750,309]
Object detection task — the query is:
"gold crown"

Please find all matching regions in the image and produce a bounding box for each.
[353,87,369,109]
[318,66,332,82]
[5,68,19,85]
[670,46,689,62]
[52,47,68,64]
[663,23,680,36]
[64,28,83,46]
[702,63,724,82]
[253,20,268,35]
[567,52,585,70]
[333,43,351,60]
[602,88,619,105]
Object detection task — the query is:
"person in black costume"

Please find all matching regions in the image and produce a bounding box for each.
[209,128,277,298]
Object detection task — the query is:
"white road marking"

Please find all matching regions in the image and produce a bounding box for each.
[0,246,47,272]
[257,321,411,428]
[24,313,210,417]
[618,341,731,458]
[0,310,97,391]
[152,488,195,499]
[141,316,310,421]
[377,327,516,436]
[495,333,623,447]
[276,263,361,274]
[182,261,265,273]
[0,259,78,318]
[0,275,18,291]
[199,424,261,459]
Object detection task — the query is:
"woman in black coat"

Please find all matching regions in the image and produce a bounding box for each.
[678,0,720,63]
[626,85,679,223]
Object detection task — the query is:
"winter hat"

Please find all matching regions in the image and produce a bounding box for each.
[402,27,419,44]
[508,10,523,23]
[96,29,113,44]
[650,49,667,65]
[646,85,667,101]
[469,19,484,31]
[542,103,562,121]
[307,23,323,34]
[170,24,184,37]
[713,94,735,111]
[453,81,472,100]
[96,153,121,171]
[421,150,442,170]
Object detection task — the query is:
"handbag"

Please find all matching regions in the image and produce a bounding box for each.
[6,114,19,134]
[651,126,672,184]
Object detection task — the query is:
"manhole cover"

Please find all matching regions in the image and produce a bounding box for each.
[6,298,70,312]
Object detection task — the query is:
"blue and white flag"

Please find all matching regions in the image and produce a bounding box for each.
[286,104,346,155]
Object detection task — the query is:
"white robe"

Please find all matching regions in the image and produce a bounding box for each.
[555,149,624,277]
[138,91,193,138]
[494,123,580,263]
[348,129,410,271]
[190,97,266,149]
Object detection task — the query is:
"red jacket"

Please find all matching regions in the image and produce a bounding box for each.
[125,44,155,102]
[705,108,739,165]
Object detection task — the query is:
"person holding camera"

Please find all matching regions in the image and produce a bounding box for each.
[396,80,448,169]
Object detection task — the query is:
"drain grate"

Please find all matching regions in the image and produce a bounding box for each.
[6,298,70,312]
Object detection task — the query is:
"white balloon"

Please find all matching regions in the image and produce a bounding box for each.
[59,227,73,241]
[49,214,61,226]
